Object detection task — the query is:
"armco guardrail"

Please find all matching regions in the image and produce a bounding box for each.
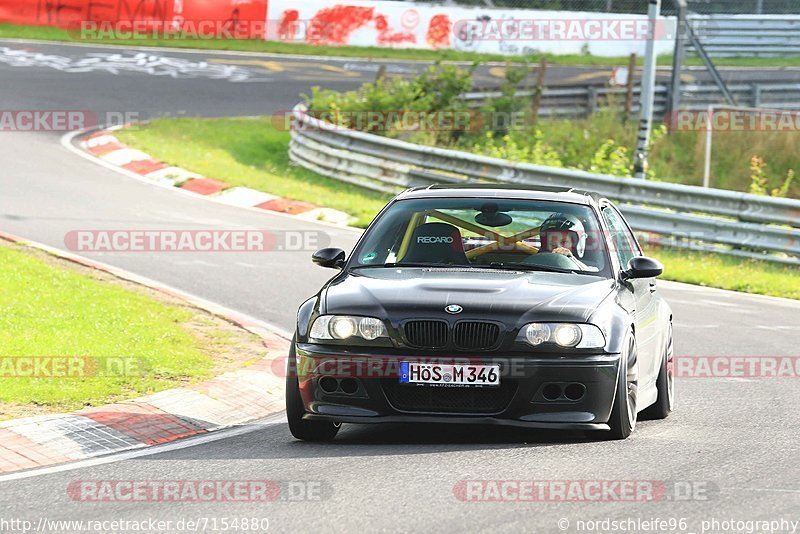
[688,15,800,58]
[462,83,800,119]
[289,104,800,265]
[462,86,668,119]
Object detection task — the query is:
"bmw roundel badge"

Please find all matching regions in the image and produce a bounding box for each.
[445,304,463,314]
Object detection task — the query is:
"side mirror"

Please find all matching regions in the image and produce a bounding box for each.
[312,247,346,269]
[622,256,663,280]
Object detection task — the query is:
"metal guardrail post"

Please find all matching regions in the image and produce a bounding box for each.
[375,65,387,83]
[666,0,686,132]
[587,87,599,114]
[625,53,637,120]
[530,58,547,125]
[703,106,713,188]
[633,0,661,179]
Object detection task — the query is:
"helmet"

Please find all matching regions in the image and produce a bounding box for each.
[539,213,588,259]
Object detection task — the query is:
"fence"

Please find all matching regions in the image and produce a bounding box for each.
[687,15,800,57]
[437,1,800,15]
[462,85,666,119]
[289,104,800,264]
[463,82,800,119]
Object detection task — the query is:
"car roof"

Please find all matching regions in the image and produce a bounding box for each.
[394,184,603,205]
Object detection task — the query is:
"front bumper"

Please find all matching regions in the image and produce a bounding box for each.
[294,343,621,430]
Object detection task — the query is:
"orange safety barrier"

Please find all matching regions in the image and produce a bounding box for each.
[0,0,267,38]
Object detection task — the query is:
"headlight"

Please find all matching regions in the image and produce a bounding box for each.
[358,317,386,340]
[330,317,358,339]
[518,323,605,349]
[310,315,388,342]
[525,323,551,346]
[553,324,582,347]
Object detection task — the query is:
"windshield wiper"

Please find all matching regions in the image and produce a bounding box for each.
[351,262,597,275]
[350,262,473,270]
[485,262,577,274]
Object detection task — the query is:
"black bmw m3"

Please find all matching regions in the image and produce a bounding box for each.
[287,185,674,441]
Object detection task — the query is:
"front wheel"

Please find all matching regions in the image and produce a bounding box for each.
[605,334,638,440]
[286,341,340,442]
[641,324,674,420]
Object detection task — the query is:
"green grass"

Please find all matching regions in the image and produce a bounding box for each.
[480,110,799,198]
[650,246,800,300]
[649,128,799,196]
[4,22,800,67]
[116,117,392,227]
[0,243,214,412]
[117,116,800,299]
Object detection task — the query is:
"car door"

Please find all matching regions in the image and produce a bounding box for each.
[600,204,661,391]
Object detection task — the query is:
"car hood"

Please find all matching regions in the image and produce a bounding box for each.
[322,267,615,325]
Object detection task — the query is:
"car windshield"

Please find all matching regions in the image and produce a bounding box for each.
[350,197,612,277]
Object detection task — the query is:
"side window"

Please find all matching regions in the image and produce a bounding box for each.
[601,207,640,268]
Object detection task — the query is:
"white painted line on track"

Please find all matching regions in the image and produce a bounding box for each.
[178,259,218,267]
[698,299,744,308]
[660,280,800,307]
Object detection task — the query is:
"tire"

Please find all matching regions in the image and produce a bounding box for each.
[641,324,674,420]
[605,333,638,440]
[286,340,340,442]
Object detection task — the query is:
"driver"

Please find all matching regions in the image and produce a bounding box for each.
[539,213,592,269]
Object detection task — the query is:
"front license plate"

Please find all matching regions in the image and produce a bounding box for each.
[399,362,500,387]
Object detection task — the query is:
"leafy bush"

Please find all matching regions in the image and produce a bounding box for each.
[474,131,562,167]
[749,155,795,198]
[587,139,632,176]
[774,170,796,198]
[478,63,531,138]
[306,62,475,144]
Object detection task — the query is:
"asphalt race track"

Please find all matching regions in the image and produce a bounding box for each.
[0,40,798,533]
